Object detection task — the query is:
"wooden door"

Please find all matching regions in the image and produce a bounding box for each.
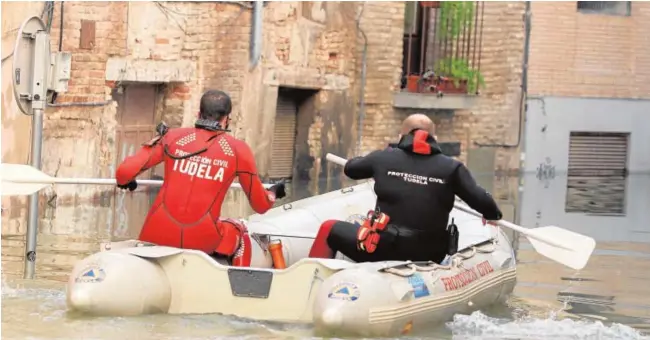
[112,84,160,239]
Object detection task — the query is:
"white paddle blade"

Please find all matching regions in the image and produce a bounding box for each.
[1,181,51,196]
[1,163,55,196]
[1,163,55,184]
[526,226,596,271]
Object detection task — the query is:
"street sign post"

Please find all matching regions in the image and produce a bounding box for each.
[12,16,52,279]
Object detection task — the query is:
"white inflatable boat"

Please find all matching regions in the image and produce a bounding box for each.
[66,181,517,337]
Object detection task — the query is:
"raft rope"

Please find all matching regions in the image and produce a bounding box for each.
[382,239,498,278]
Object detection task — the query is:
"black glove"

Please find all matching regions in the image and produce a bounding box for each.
[268,179,287,200]
[117,180,138,192]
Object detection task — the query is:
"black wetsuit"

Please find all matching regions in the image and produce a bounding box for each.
[327,129,503,263]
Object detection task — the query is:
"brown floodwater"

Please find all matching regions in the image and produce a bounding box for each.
[2,174,649,339]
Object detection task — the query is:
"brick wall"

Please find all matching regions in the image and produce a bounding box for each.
[528,2,650,99]
[357,1,526,172]
[352,2,405,153]
[1,1,527,278]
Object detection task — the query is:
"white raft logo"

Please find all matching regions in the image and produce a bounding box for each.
[74,265,106,283]
[327,282,360,301]
[173,149,228,181]
[387,171,445,185]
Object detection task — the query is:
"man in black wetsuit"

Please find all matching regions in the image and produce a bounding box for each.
[308,114,503,263]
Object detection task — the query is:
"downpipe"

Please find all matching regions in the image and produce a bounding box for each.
[355,4,368,156]
[249,0,263,70]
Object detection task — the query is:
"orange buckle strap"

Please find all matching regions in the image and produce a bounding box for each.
[356,209,390,254]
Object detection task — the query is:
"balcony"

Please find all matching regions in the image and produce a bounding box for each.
[394,1,485,110]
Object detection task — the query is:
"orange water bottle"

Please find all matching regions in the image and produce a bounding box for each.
[269,239,287,269]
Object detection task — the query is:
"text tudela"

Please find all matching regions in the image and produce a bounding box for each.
[172,150,228,181]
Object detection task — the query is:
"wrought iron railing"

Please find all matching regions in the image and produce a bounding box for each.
[401,1,485,95]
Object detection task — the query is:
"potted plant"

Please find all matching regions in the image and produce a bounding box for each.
[433,1,485,94]
[420,1,441,8]
[406,74,421,93]
[437,1,476,40]
[434,57,485,94]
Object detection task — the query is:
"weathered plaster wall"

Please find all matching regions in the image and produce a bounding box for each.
[1,1,526,279]
[1,2,370,278]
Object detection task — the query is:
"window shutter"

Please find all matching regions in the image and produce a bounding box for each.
[565,132,629,215]
[268,96,297,179]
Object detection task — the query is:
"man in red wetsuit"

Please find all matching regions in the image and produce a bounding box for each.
[115,90,286,264]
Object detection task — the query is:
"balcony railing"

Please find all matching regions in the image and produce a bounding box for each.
[400,1,485,97]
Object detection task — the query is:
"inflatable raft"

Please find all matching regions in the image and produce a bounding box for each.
[66,181,516,337]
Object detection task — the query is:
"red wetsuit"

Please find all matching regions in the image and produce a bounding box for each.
[116,127,275,261]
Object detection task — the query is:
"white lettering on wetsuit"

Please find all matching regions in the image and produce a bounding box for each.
[172,149,227,181]
[387,171,445,185]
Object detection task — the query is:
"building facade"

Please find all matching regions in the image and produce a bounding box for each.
[1,1,526,278]
[521,2,650,240]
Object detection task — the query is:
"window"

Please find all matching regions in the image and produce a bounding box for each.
[404,1,421,35]
[565,132,629,215]
[577,1,631,16]
[268,90,299,180]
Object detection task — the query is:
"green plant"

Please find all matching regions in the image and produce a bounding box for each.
[434,57,485,94]
[434,1,484,94]
[437,1,475,40]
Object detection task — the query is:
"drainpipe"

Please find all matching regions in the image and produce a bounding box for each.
[58,2,64,51]
[515,1,532,228]
[249,0,263,70]
[355,3,368,156]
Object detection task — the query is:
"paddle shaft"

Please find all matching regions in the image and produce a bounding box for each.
[325,153,570,250]
[452,204,570,250]
[5,177,272,189]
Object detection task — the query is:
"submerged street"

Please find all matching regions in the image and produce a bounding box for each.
[2,174,649,340]
[3,0,650,339]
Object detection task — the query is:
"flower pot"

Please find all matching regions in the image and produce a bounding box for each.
[420,1,441,8]
[406,75,421,93]
[438,78,468,94]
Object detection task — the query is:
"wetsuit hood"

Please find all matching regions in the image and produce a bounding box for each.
[391,129,442,155]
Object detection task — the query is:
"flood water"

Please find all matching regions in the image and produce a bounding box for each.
[2,174,650,340]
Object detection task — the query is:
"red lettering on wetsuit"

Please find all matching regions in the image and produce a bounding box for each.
[116,127,275,260]
[441,260,494,291]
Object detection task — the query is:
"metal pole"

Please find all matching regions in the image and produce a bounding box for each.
[24,108,44,279]
[249,0,263,70]
[23,29,50,279]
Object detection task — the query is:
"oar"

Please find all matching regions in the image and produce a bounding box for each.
[324,153,596,271]
[0,163,273,196]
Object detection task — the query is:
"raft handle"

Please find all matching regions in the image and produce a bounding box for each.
[341,187,354,194]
